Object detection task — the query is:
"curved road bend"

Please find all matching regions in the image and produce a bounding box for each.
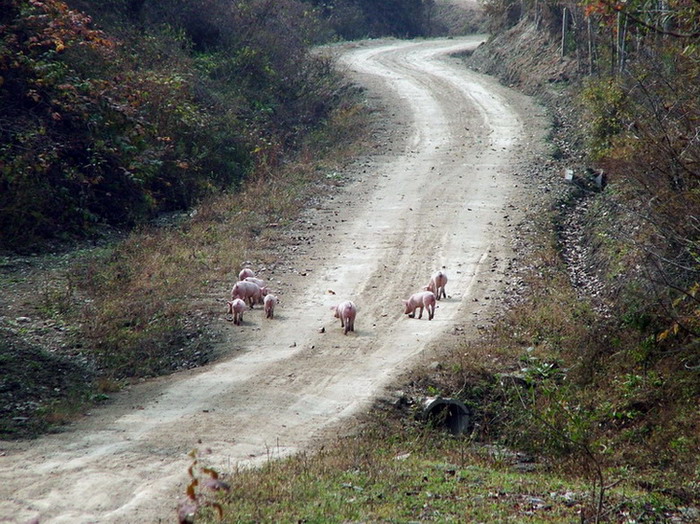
[0,36,544,523]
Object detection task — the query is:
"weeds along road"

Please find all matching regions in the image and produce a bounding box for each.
[0,36,547,523]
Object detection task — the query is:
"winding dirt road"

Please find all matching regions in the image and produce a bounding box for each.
[0,36,547,523]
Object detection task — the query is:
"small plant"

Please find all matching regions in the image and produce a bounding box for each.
[177,450,230,523]
[38,275,77,318]
[518,348,563,385]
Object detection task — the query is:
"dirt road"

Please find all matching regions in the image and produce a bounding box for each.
[0,36,547,523]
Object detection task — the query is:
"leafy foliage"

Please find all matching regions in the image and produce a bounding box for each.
[580,77,627,160]
[0,0,254,249]
[575,0,700,371]
[0,0,349,250]
[0,0,432,251]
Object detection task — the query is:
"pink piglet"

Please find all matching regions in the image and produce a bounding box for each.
[403,291,436,320]
[330,300,357,335]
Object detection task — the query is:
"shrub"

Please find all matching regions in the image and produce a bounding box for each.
[1,0,355,251]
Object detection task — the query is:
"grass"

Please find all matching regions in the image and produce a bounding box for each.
[191,419,686,523]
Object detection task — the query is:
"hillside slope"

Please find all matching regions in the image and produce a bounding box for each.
[459,11,699,506]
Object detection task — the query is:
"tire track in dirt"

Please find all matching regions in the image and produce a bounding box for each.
[0,36,547,523]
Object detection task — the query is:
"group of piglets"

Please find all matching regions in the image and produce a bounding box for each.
[330,269,448,335]
[228,268,448,333]
[226,268,277,326]
[402,270,447,321]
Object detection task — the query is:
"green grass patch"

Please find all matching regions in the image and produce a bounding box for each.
[192,423,685,523]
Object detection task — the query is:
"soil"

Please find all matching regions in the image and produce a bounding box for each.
[0,36,557,523]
